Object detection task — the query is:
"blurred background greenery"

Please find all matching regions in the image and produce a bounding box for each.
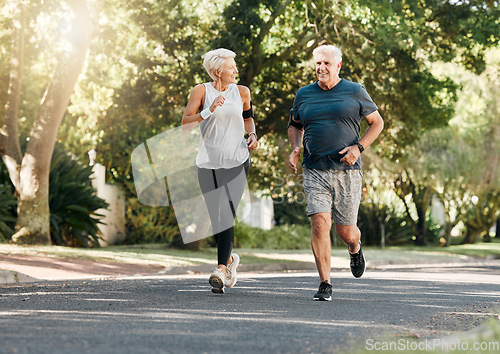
[0,0,498,250]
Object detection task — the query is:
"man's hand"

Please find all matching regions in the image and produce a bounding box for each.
[339,145,361,166]
[289,147,301,173]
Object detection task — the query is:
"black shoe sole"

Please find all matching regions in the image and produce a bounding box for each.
[209,275,224,294]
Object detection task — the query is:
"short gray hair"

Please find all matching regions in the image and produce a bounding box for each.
[203,48,236,81]
[313,45,342,63]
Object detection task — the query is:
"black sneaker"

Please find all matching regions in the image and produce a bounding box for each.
[350,241,366,278]
[313,281,332,301]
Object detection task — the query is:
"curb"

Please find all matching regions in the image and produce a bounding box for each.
[0,270,38,285]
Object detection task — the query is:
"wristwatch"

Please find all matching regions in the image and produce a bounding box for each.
[355,142,365,153]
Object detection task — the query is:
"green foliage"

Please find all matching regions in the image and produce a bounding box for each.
[234,222,311,249]
[48,145,109,247]
[358,202,413,246]
[3,1,498,249]
[0,159,16,241]
[0,183,16,241]
[124,198,180,245]
[59,0,213,187]
[0,143,108,246]
[273,201,309,227]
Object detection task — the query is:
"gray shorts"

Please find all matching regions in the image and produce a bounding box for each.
[302,167,363,225]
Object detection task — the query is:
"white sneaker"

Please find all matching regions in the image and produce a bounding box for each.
[209,268,225,294]
[225,253,240,288]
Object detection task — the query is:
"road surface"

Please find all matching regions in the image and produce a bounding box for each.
[1,262,499,353]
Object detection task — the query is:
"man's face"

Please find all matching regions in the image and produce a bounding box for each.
[314,52,341,85]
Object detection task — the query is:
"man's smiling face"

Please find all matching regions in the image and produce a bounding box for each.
[314,52,341,87]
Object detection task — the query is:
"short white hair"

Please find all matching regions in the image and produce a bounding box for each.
[203,48,236,81]
[313,45,342,63]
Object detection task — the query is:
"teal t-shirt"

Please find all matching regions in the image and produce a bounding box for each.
[290,79,378,170]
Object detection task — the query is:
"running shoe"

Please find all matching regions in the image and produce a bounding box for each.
[209,268,225,294]
[225,253,240,288]
[350,241,366,278]
[313,281,332,301]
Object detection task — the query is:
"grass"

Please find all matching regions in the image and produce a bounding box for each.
[344,318,500,354]
[382,238,500,258]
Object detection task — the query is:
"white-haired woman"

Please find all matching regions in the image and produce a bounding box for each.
[182,48,258,294]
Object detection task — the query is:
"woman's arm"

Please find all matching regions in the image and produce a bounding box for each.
[239,85,258,151]
[181,84,205,132]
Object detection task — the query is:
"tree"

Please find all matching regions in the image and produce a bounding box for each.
[395,46,500,246]
[460,49,500,243]
[394,170,434,246]
[0,0,93,244]
[57,0,499,184]
[48,0,499,247]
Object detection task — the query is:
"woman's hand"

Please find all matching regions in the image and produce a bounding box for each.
[209,95,225,113]
[246,133,258,151]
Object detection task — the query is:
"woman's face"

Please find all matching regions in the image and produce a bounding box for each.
[216,57,238,84]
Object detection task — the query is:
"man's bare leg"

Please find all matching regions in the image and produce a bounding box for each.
[335,224,361,253]
[311,212,332,283]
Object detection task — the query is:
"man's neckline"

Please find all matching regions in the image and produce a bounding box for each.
[316,78,343,91]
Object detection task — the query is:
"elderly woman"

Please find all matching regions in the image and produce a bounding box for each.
[182,48,258,294]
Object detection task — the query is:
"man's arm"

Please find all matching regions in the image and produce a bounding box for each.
[288,122,304,174]
[339,110,384,166]
[358,110,384,150]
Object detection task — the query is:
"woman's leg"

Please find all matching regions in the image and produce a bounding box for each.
[213,159,250,266]
[197,167,222,247]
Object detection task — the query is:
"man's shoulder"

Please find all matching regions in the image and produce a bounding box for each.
[297,81,319,94]
[340,78,362,90]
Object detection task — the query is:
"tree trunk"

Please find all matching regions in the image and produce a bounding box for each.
[461,227,482,244]
[414,206,427,246]
[441,217,454,247]
[11,0,93,244]
[0,0,24,189]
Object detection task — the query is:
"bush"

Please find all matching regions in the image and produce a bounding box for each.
[357,202,414,246]
[48,145,109,247]
[0,183,17,241]
[124,198,181,245]
[273,200,309,226]
[358,200,444,246]
[0,144,108,247]
[234,222,311,249]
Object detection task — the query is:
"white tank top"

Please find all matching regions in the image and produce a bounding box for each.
[195,83,250,169]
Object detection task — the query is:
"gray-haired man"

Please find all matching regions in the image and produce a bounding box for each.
[288,45,384,301]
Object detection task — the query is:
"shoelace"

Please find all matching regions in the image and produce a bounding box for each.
[319,282,331,291]
[351,252,362,266]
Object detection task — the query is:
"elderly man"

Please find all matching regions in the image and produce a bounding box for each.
[288,45,384,301]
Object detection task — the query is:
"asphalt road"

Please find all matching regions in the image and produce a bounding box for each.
[1,262,499,354]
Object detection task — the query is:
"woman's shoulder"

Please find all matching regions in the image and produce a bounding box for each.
[237,85,250,98]
[190,83,207,95]
[194,83,208,90]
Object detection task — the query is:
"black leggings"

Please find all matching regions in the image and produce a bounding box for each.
[197,159,250,266]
